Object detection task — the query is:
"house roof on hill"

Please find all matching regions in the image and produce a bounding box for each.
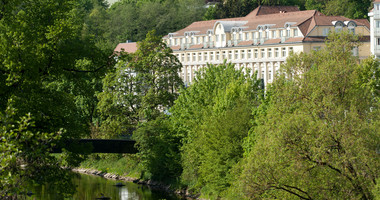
[113,42,138,54]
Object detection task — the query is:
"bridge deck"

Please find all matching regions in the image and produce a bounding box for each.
[51,139,138,154]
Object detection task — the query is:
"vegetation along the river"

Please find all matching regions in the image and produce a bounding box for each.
[1,0,379,199]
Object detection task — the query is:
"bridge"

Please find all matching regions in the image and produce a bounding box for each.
[51,139,138,154]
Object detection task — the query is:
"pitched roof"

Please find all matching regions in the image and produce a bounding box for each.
[114,42,138,53]
[245,6,300,17]
[354,19,370,29]
[165,6,368,39]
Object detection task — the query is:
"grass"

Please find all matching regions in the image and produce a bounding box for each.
[79,153,143,179]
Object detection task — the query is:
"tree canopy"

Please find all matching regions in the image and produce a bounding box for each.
[0,0,110,197]
[170,62,262,198]
[97,30,183,138]
[203,0,369,20]
[236,32,380,199]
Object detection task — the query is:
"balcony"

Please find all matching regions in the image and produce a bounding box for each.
[375,29,380,37]
[203,42,214,48]
[374,11,380,19]
[281,36,290,43]
[227,40,240,46]
[180,43,191,50]
[253,38,266,45]
[374,47,380,55]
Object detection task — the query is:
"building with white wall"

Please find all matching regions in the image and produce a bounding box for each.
[163,6,370,86]
[114,6,370,86]
[369,0,380,58]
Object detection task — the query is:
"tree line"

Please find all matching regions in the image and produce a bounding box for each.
[1,0,379,199]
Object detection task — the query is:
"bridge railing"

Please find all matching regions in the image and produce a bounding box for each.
[51,139,138,154]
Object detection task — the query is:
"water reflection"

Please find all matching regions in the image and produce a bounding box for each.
[26,172,181,200]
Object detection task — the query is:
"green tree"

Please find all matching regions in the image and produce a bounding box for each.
[104,0,206,47]
[0,0,109,196]
[305,0,370,19]
[97,30,183,138]
[133,115,182,182]
[0,0,110,137]
[0,101,76,198]
[170,62,262,198]
[237,32,380,199]
[203,0,306,20]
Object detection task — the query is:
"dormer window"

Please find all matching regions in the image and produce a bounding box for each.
[284,23,295,37]
[333,21,344,32]
[346,21,357,34]
[294,29,298,37]
[257,25,264,39]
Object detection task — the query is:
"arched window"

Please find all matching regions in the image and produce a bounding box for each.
[334,21,344,32]
[346,21,357,34]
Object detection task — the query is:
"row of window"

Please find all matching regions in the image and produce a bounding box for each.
[168,26,357,46]
[181,62,282,84]
[168,28,299,46]
[176,47,293,63]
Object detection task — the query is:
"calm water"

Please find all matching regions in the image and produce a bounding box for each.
[25,173,182,200]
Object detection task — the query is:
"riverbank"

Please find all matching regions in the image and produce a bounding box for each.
[72,168,199,199]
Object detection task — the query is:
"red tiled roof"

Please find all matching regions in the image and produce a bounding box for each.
[188,44,204,49]
[354,19,370,29]
[283,37,304,43]
[114,42,138,53]
[245,6,300,18]
[165,17,245,38]
[303,36,326,42]
[263,39,281,44]
[165,6,368,40]
[236,40,254,46]
[170,45,181,50]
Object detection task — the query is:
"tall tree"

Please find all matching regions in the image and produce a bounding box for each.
[97,30,183,138]
[237,32,380,199]
[104,0,206,48]
[305,0,370,19]
[0,0,109,197]
[170,62,262,198]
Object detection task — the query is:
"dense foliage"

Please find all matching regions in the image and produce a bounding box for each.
[203,0,369,20]
[90,0,207,50]
[97,30,183,138]
[0,0,109,197]
[169,62,262,198]
[1,0,379,199]
[235,32,380,199]
[0,102,75,198]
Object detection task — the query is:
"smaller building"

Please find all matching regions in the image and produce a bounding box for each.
[114,41,137,55]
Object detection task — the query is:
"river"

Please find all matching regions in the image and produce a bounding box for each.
[25,172,183,200]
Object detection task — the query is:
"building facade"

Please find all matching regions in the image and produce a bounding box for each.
[163,6,370,86]
[369,0,380,58]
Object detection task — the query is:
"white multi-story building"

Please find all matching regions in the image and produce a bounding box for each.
[163,6,370,86]
[115,6,370,86]
[369,0,380,58]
